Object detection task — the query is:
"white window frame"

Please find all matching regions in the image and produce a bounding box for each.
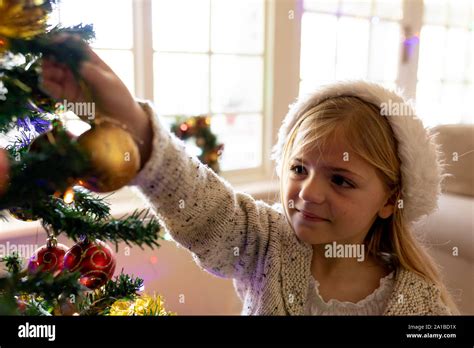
[132,0,281,186]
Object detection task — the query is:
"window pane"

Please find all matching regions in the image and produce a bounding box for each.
[300,13,337,81]
[211,55,263,113]
[373,0,403,20]
[304,0,339,13]
[153,0,210,52]
[210,114,262,170]
[418,25,446,81]
[340,0,372,17]
[469,31,474,82]
[59,0,133,49]
[463,84,474,122]
[447,0,471,27]
[423,0,448,25]
[299,79,334,97]
[154,53,209,115]
[48,2,60,25]
[416,81,443,126]
[211,0,264,54]
[336,17,370,79]
[445,28,468,81]
[369,20,401,81]
[441,82,465,123]
[380,81,397,90]
[94,49,134,94]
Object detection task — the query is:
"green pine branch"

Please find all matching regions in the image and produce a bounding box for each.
[78,271,144,315]
[0,24,95,130]
[69,186,111,221]
[0,128,90,210]
[39,205,164,249]
[8,24,95,76]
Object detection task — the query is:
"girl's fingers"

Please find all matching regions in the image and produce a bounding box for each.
[0,149,10,195]
[51,33,113,73]
[41,58,84,101]
[81,46,113,73]
[62,68,84,102]
[40,79,63,100]
[42,63,65,83]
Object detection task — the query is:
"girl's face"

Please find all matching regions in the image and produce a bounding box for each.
[284,132,394,246]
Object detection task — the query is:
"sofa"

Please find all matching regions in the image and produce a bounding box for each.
[413,124,474,314]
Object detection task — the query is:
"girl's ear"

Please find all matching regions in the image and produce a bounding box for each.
[378,190,396,219]
[378,202,394,219]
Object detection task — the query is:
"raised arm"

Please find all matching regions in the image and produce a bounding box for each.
[130,100,288,283]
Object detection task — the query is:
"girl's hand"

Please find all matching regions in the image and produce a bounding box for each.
[40,35,153,167]
[0,149,9,195]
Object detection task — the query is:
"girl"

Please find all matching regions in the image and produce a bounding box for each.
[39,39,458,315]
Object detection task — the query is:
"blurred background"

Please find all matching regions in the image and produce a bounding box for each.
[1,0,473,314]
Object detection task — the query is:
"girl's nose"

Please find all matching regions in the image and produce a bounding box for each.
[298,172,326,204]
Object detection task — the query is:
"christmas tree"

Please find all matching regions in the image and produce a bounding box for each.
[0,0,172,315]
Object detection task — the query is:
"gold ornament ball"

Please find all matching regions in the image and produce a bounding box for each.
[77,123,141,193]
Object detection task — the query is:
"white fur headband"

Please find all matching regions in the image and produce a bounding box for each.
[270,80,447,225]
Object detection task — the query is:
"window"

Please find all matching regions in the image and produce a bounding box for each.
[47,0,267,173]
[416,0,474,126]
[300,0,402,95]
[152,0,265,171]
[299,0,473,127]
[51,0,135,94]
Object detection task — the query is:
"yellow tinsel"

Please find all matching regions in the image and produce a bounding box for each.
[109,294,176,316]
[0,0,50,39]
[108,299,134,316]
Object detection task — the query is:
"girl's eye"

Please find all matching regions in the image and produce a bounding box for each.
[290,165,306,175]
[332,174,354,188]
[290,166,355,189]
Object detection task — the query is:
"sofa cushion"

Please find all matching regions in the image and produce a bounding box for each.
[432,124,474,197]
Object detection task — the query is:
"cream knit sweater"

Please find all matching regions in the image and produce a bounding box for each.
[131,101,451,316]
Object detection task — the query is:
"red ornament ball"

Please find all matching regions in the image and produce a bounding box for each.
[63,239,116,290]
[27,243,69,273]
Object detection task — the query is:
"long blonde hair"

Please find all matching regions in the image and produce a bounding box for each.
[279,96,459,314]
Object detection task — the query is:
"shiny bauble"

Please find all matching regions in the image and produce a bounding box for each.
[27,242,69,273]
[77,123,140,193]
[63,239,116,290]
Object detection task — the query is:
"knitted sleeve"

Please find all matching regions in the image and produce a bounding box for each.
[130,100,286,283]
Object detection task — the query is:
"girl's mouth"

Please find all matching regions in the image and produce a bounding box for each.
[297,209,329,222]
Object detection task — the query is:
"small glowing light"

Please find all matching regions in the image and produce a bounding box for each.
[63,188,75,204]
[205,117,211,125]
[180,124,188,132]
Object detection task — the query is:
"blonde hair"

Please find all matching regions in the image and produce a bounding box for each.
[279,96,459,314]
